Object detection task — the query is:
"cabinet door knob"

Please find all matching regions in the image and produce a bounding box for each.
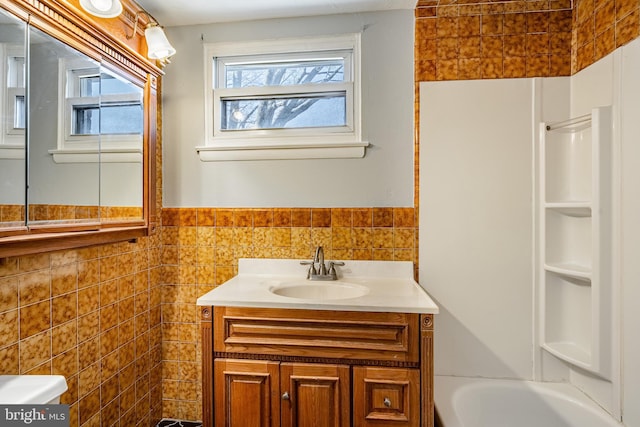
[282,391,290,400]
[383,397,391,407]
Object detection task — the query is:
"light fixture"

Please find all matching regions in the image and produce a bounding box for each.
[127,11,176,61]
[79,0,123,18]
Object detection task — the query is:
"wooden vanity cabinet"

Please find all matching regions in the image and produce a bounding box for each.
[280,363,350,427]
[213,359,350,427]
[201,306,434,427]
[353,366,420,426]
[213,359,280,426]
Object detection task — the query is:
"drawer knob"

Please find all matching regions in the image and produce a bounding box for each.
[383,397,391,407]
[282,391,290,400]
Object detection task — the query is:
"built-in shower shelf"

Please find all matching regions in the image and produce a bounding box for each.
[539,106,612,380]
[544,203,592,217]
[544,263,591,280]
[542,342,591,370]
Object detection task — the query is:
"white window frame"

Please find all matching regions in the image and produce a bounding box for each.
[0,44,26,159]
[50,58,143,163]
[198,33,368,161]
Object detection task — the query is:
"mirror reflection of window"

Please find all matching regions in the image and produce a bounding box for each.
[0,10,26,229]
[69,68,143,136]
[96,69,144,223]
[74,73,100,135]
[59,60,143,158]
[13,95,24,128]
[28,27,101,225]
[7,53,25,131]
[1,47,25,145]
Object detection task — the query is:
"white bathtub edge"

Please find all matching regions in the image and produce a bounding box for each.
[434,375,622,427]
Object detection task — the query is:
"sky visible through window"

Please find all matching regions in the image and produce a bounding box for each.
[220,59,347,130]
[74,73,142,135]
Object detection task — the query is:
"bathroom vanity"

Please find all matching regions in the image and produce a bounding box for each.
[198,258,438,427]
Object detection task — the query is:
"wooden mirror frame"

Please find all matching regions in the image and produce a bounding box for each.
[0,0,162,258]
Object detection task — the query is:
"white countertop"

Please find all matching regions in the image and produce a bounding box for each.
[196,258,439,314]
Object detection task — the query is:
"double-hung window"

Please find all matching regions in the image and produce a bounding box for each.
[0,45,25,158]
[199,33,368,161]
[52,59,143,163]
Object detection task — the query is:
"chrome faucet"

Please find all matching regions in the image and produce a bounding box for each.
[301,246,345,281]
[314,246,326,276]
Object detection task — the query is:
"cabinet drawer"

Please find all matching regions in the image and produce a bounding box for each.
[353,366,420,426]
[214,307,419,363]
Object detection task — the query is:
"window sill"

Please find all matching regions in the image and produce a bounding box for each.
[49,148,142,163]
[0,145,25,159]
[196,140,369,161]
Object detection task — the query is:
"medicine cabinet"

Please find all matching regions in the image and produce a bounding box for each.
[0,0,162,258]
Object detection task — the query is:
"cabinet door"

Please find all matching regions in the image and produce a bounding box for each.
[214,359,280,427]
[353,366,420,426]
[280,363,350,427]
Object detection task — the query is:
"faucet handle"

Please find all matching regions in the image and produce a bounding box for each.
[300,260,317,278]
[328,261,345,279]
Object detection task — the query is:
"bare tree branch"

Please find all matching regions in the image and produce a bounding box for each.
[228,62,345,130]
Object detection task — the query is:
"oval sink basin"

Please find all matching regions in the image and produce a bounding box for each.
[269,281,369,300]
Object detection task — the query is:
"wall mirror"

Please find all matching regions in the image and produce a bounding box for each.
[97,68,144,224]
[0,7,26,229]
[28,26,101,226]
[0,0,158,257]
[28,25,144,227]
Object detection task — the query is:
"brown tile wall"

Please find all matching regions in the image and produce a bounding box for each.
[0,65,165,427]
[0,237,163,427]
[159,206,418,420]
[573,0,640,73]
[0,205,24,223]
[415,0,640,80]
[415,0,574,81]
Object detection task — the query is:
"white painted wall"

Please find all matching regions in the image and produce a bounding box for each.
[162,10,415,208]
[0,159,24,204]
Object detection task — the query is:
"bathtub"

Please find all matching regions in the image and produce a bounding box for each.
[434,376,622,427]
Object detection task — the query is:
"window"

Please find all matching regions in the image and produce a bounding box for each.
[216,53,349,131]
[69,70,143,136]
[7,53,25,132]
[51,59,143,163]
[0,45,25,159]
[199,34,368,161]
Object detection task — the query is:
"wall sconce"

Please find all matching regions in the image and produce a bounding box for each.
[127,11,176,61]
[79,0,123,18]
